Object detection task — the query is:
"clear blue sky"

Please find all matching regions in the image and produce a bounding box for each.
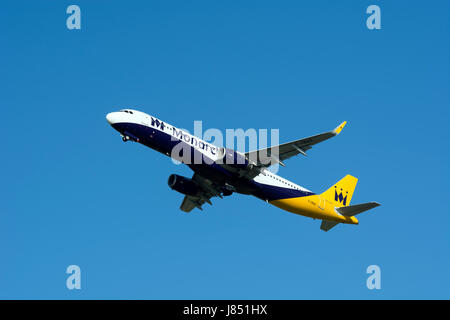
[1,0,449,299]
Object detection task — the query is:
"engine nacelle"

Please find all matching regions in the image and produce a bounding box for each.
[168,174,199,196]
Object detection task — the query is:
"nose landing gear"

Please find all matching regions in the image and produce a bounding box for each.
[122,135,130,142]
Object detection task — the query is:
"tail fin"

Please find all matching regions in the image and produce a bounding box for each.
[319,175,381,232]
[321,174,358,207]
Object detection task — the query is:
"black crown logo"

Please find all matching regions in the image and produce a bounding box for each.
[334,186,348,206]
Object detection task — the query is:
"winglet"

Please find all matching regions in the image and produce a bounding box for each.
[333,121,347,135]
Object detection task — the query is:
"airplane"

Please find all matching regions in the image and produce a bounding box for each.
[106,109,380,231]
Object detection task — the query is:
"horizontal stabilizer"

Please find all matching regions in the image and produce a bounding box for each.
[320,220,339,232]
[336,202,381,217]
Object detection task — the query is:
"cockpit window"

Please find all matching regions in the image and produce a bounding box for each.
[120,109,134,114]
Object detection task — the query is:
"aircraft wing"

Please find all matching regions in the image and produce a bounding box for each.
[245,121,347,167]
[180,173,223,212]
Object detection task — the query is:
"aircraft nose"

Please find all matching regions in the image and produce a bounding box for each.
[106,112,116,124]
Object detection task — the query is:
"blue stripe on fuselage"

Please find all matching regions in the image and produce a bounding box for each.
[111,122,232,176]
[111,122,314,202]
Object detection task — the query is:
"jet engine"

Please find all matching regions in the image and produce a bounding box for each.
[168,174,199,196]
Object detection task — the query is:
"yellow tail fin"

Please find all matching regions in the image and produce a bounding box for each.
[321,175,358,207]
